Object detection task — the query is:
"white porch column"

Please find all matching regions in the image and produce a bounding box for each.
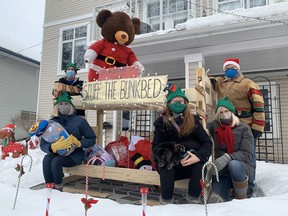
[184,53,204,88]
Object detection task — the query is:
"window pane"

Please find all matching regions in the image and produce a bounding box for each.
[62,29,74,41]
[148,2,160,17]
[74,39,86,69]
[61,42,72,70]
[75,26,87,39]
[250,0,266,7]
[219,1,241,11]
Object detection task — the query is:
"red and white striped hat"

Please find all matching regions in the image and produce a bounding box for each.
[2,124,16,132]
[223,58,240,71]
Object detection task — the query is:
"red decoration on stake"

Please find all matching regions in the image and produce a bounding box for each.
[140,187,149,216]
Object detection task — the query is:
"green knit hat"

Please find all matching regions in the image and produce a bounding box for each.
[54,91,75,108]
[166,85,189,103]
[65,62,78,73]
[216,97,235,113]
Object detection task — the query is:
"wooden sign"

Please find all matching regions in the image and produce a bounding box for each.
[98,66,138,81]
[82,76,167,106]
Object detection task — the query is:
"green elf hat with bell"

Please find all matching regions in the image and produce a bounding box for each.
[166,85,189,103]
[64,62,78,73]
[53,91,75,109]
[216,96,235,113]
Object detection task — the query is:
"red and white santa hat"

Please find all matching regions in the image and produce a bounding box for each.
[2,124,16,132]
[223,58,240,71]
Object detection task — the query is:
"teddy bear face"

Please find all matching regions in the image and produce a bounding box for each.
[96,10,140,46]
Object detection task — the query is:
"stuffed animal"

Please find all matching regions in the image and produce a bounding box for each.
[0,124,27,159]
[84,9,144,81]
[131,153,153,171]
[29,120,75,156]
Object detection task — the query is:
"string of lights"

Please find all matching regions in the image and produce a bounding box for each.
[1,2,287,62]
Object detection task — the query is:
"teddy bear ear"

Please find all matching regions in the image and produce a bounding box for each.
[132,17,141,34]
[96,9,112,28]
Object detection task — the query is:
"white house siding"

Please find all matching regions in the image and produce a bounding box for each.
[276,77,288,163]
[0,55,39,139]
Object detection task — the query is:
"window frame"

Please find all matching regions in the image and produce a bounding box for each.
[58,22,91,75]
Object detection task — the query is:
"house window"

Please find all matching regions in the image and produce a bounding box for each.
[218,0,241,11]
[21,111,36,122]
[218,0,267,11]
[249,0,266,8]
[59,24,90,73]
[174,18,187,26]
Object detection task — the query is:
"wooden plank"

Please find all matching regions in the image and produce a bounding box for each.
[63,175,84,184]
[63,165,188,189]
[63,187,110,198]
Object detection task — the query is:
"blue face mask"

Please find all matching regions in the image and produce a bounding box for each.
[66,70,75,78]
[225,68,238,79]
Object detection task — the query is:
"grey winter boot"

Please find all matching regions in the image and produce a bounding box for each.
[159,196,174,205]
[232,177,248,199]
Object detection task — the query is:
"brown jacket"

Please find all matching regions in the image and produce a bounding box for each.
[215,73,265,132]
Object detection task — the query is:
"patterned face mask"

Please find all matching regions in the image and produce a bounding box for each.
[58,104,71,115]
[168,102,187,114]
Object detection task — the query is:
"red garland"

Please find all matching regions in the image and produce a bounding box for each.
[81,198,98,210]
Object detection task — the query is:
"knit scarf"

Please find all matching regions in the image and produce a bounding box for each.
[215,124,235,154]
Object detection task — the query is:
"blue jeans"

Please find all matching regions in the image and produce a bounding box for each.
[42,154,76,184]
[212,160,246,201]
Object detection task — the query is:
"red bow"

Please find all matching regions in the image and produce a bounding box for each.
[15,164,25,177]
[81,198,98,210]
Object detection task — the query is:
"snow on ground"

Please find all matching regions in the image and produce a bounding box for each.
[0,147,288,216]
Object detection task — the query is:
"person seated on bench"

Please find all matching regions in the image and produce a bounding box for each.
[152,85,212,204]
[206,97,254,202]
[40,91,96,191]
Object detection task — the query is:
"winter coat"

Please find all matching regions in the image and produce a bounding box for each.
[40,114,96,164]
[207,120,254,178]
[214,73,265,132]
[152,115,212,163]
[57,77,83,89]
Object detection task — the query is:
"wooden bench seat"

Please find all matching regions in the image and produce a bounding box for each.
[64,164,188,189]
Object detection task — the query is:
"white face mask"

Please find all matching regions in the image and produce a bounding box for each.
[58,104,71,115]
[220,111,232,120]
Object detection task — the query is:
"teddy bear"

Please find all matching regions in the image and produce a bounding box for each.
[84,9,145,81]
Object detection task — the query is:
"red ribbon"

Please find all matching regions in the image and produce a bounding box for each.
[15,164,25,177]
[81,198,98,210]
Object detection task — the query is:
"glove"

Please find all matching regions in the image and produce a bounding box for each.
[51,136,73,153]
[212,153,231,174]
[67,134,81,147]
[252,129,262,139]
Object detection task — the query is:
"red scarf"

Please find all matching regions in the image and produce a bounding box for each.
[215,124,235,154]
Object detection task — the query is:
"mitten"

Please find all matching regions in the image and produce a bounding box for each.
[67,134,81,147]
[132,61,145,77]
[252,129,262,139]
[84,49,97,63]
[212,153,231,174]
[51,136,73,153]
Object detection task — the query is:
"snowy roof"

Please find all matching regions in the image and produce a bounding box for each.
[0,34,41,62]
[136,2,288,39]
